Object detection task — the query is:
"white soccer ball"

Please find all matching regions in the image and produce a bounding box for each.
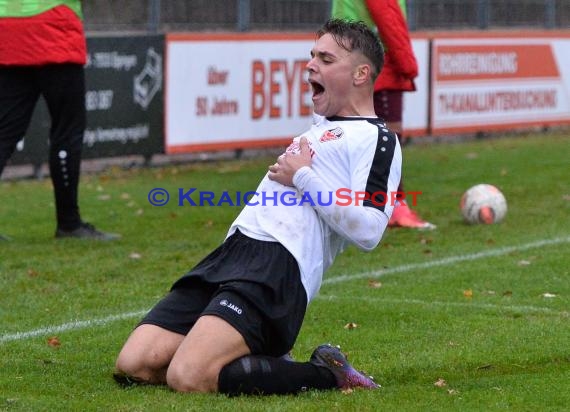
[460,184,507,225]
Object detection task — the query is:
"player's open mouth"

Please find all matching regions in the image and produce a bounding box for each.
[310,80,325,98]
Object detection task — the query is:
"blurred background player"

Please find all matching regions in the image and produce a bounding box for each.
[332,0,436,229]
[0,0,119,240]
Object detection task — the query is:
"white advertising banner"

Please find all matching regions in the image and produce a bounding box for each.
[431,37,570,133]
[165,33,431,152]
[403,38,430,136]
[165,33,314,153]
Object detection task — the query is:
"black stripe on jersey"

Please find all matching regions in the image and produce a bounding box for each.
[363,119,397,212]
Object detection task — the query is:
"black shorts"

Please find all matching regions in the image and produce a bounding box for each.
[139,229,307,357]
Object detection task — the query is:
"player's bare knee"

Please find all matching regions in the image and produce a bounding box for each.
[115,347,164,381]
[115,350,144,379]
[166,362,218,393]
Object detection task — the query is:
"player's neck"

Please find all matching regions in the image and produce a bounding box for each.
[336,99,376,117]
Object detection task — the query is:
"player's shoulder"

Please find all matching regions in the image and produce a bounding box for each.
[373,120,399,142]
[327,116,396,139]
[309,116,398,148]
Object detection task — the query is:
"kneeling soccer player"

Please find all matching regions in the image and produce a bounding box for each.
[114,18,400,395]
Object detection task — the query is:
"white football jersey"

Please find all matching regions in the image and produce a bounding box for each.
[229,114,402,302]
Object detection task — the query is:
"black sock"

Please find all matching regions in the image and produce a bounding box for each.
[218,355,337,396]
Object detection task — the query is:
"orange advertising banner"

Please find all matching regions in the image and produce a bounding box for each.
[431,36,570,134]
[435,44,560,81]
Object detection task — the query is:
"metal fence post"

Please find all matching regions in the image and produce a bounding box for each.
[325,0,332,19]
[407,0,417,31]
[237,0,251,32]
[545,0,556,28]
[476,0,489,29]
[148,0,161,33]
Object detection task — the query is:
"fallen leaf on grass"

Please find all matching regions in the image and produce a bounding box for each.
[434,378,447,387]
[447,389,459,395]
[502,290,513,297]
[129,252,142,260]
[344,322,358,330]
[341,388,354,395]
[517,260,531,266]
[477,364,493,370]
[47,336,61,347]
[463,289,473,298]
[419,236,432,245]
[27,269,39,278]
[368,280,382,288]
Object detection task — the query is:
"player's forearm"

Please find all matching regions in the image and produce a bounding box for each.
[293,167,388,251]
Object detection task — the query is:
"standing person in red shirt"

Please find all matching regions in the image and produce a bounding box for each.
[0,0,119,240]
[333,0,436,229]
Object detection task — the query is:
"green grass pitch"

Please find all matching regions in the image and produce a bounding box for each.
[1,131,569,411]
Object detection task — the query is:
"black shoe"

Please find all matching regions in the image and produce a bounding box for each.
[112,372,149,388]
[55,222,121,241]
[309,344,380,390]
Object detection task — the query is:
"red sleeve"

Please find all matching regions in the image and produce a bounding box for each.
[365,0,418,80]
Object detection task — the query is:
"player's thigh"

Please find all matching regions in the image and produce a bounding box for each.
[116,324,184,374]
[166,315,250,392]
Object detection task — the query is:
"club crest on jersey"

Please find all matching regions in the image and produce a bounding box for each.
[319,127,344,143]
[285,137,315,157]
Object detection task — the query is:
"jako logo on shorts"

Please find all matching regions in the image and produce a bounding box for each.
[219,299,243,315]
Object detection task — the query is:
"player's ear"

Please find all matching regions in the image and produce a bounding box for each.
[353,63,371,85]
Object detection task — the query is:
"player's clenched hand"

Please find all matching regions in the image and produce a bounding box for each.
[268,136,312,187]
